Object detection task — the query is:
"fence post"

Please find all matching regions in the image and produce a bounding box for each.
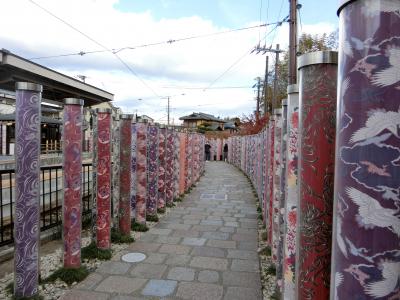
[331,1,400,299]
[14,82,42,298]
[62,98,84,269]
[295,51,338,299]
[119,114,132,234]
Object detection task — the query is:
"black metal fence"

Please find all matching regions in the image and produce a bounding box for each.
[0,163,92,247]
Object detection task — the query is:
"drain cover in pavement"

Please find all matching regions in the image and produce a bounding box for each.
[121,252,146,263]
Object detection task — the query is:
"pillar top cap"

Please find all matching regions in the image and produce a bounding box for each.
[120,114,133,120]
[337,0,355,16]
[96,108,112,113]
[282,99,288,106]
[273,108,282,115]
[287,84,298,94]
[64,98,84,106]
[15,82,43,92]
[298,51,338,70]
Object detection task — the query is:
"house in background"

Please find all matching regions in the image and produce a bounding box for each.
[179,112,225,131]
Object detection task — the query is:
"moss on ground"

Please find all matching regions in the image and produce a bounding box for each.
[131,221,149,232]
[157,207,166,214]
[81,242,112,260]
[111,228,135,244]
[146,214,159,222]
[42,266,89,285]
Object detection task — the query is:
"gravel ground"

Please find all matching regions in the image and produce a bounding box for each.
[257,216,278,299]
[0,205,174,300]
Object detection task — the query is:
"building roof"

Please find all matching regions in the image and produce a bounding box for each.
[0,113,62,124]
[179,112,224,123]
[0,49,114,107]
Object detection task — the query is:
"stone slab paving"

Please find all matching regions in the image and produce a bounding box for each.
[61,162,262,300]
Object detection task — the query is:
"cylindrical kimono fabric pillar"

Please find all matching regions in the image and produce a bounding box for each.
[272,109,282,265]
[131,122,137,220]
[119,114,132,235]
[173,130,181,199]
[267,118,275,246]
[185,133,191,191]
[331,2,400,299]
[63,98,84,269]
[262,127,269,228]
[277,100,288,290]
[178,132,187,195]
[147,124,158,217]
[95,108,112,249]
[136,122,147,224]
[14,82,42,298]
[283,85,299,300]
[165,128,174,206]
[295,51,337,300]
[111,114,120,228]
[158,125,166,210]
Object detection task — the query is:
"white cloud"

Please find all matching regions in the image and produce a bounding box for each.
[0,0,336,123]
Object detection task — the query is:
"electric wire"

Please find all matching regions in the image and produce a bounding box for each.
[28,0,160,98]
[203,16,287,92]
[28,22,282,60]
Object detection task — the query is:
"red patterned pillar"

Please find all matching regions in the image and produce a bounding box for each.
[179,132,187,195]
[331,1,400,299]
[63,98,84,268]
[95,108,112,249]
[295,51,337,299]
[119,114,132,235]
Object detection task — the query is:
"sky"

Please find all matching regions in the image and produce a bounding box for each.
[0,0,338,124]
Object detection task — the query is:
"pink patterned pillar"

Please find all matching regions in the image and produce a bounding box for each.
[178,132,187,195]
[165,128,174,206]
[267,118,275,246]
[95,108,112,249]
[136,121,147,224]
[63,98,84,269]
[158,125,166,210]
[119,114,132,235]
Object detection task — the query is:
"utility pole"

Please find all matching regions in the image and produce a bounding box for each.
[251,44,283,112]
[273,44,280,110]
[256,77,261,122]
[289,0,298,84]
[263,55,269,116]
[167,96,170,125]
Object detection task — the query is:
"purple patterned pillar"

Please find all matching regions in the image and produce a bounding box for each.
[119,114,132,235]
[136,121,147,224]
[157,125,166,210]
[63,98,84,269]
[147,124,158,217]
[331,1,400,299]
[295,51,337,300]
[14,82,42,298]
[283,84,299,300]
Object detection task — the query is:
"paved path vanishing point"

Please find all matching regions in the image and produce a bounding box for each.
[62,161,262,300]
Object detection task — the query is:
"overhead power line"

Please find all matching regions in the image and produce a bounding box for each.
[29,21,283,61]
[28,0,160,98]
[202,15,288,92]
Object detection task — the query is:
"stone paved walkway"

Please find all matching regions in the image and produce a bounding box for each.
[62,162,262,300]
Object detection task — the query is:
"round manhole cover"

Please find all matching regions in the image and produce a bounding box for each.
[121,252,146,263]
